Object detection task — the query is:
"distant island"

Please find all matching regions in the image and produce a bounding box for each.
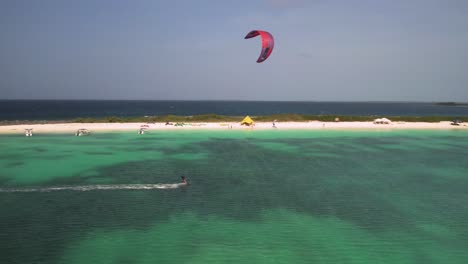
[434,102,468,106]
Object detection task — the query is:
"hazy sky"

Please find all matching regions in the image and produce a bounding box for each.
[1,0,467,101]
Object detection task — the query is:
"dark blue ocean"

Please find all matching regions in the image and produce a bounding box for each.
[1,100,467,120]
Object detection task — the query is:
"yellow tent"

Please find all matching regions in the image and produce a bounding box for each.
[241,115,254,126]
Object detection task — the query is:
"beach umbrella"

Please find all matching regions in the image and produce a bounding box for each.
[241,116,254,126]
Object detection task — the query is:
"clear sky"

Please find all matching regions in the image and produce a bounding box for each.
[1,0,467,101]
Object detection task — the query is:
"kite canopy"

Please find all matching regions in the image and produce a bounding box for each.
[241,115,254,126]
[244,30,274,63]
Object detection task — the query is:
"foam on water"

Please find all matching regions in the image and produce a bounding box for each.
[0,183,187,192]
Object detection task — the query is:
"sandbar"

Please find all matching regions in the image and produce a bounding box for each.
[0,121,467,135]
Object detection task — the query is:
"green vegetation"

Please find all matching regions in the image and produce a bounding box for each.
[68,114,468,123]
[1,114,467,125]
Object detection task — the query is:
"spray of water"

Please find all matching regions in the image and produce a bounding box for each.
[0,183,188,193]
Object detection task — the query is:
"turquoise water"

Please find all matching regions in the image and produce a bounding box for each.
[1,130,467,263]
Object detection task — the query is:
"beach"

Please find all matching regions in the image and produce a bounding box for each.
[0,121,467,134]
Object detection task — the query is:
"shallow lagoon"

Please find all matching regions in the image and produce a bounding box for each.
[1,130,467,263]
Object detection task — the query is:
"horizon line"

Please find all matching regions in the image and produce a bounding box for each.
[1,99,466,104]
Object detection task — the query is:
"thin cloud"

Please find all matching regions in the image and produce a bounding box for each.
[265,0,307,9]
[296,52,314,59]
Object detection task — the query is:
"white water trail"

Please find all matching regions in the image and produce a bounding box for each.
[0,183,188,193]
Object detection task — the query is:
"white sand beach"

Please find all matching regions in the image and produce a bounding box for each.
[0,121,466,135]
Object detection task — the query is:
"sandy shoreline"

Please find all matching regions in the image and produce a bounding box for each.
[0,121,467,134]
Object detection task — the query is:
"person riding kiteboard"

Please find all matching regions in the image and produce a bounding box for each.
[181,176,187,184]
